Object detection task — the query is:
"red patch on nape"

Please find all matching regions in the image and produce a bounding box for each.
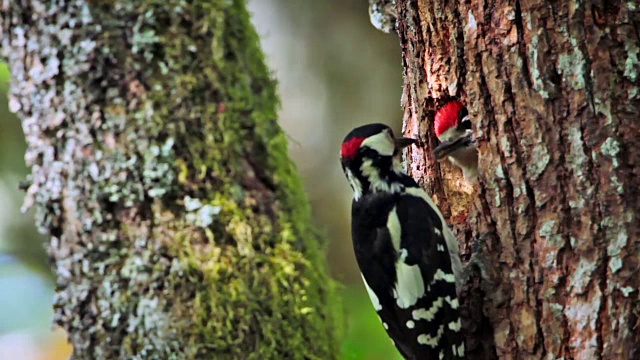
[434,100,465,138]
[341,137,365,159]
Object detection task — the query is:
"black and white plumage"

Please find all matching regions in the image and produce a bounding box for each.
[340,123,464,360]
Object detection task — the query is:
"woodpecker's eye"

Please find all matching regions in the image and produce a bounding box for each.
[458,118,471,130]
[457,108,471,130]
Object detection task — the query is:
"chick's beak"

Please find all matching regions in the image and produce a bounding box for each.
[395,137,417,149]
[433,132,475,160]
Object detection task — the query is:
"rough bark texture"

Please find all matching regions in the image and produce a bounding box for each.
[389,0,640,359]
[0,1,341,359]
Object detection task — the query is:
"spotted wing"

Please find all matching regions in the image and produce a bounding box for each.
[395,193,464,359]
[358,193,464,360]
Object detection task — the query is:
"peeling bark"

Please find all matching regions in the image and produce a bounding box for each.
[392,0,640,359]
[0,0,340,359]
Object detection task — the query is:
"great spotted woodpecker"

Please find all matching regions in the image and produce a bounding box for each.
[433,100,478,182]
[340,123,464,360]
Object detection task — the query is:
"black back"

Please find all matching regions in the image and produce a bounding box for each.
[351,181,463,359]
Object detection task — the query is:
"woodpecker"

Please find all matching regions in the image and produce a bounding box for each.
[433,100,478,182]
[340,123,464,360]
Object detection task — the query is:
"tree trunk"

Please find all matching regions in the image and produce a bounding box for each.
[383,0,640,359]
[0,1,341,359]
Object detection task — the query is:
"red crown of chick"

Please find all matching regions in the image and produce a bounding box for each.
[434,100,465,138]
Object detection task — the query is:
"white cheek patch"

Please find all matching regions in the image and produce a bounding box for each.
[360,132,394,156]
[361,159,403,194]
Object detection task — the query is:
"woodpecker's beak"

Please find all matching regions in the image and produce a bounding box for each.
[395,137,416,149]
[433,133,475,160]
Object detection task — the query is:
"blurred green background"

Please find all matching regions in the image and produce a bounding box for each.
[0,1,403,359]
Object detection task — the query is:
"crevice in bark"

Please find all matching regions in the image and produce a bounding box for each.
[452,3,467,95]
[503,75,544,356]
[513,0,532,89]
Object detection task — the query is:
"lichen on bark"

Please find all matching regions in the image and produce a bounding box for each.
[389,0,640,359]
[0,0,341,359]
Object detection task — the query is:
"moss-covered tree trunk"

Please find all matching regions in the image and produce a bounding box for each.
[0,1,340,358]
[371,0,640,359]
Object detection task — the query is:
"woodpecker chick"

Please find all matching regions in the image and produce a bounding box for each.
[340,123,464,360]
[433,100,478,182]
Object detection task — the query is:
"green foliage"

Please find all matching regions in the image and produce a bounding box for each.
[340,287,403,360]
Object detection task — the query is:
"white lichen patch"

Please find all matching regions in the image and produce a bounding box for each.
[549,302,564,316]
[368,0,397,33]
[539,220,556,238]
[610,175,624,194]
[186,204,221,228]
[528,143,550,180]
[624,40,639,81]
[565,295,601,347]
[605,225,628,257]
[600,138,621,157]
[184,196,203,211]
[600,137,621,168]
[467,10,477,31]
[569,198,585,209]
[529,30,551,99]
[566,126,589,180]
[557,39,587,90]
[569,257,597,293]
[499,136,512,158]
[620,286,635,297]
[609,257,623,273]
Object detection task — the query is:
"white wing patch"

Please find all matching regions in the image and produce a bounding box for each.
[386,207,402,252]
[361,273,382,311]
[394,249,425,309]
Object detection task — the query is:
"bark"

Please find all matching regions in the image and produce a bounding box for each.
[0,1,341,359]
[381,0,640,359]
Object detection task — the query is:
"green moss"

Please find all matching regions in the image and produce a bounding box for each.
[89,0,341,358]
